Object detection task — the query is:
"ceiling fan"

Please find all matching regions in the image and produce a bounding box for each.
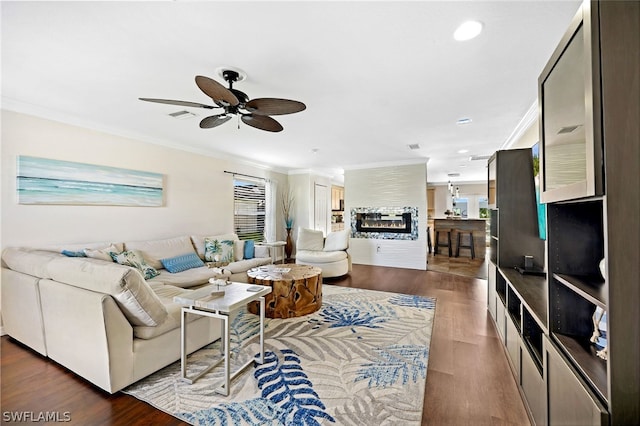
[139,68,306,132]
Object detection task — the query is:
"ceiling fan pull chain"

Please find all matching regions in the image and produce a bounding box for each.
[237,114,240,129]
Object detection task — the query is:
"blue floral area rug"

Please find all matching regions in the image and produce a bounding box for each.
[123,285,436,425]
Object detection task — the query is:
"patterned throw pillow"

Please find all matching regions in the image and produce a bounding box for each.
[160,252,205,273]
[110,250,160,280]
[204,238,235,263]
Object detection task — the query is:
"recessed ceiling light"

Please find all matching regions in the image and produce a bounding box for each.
[457,149,469,154]
[456,118,472,125]
[454,21,483,41]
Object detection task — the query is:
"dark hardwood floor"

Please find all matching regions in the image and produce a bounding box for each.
[1,264,530,425]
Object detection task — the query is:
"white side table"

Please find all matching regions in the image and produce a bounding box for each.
[257,240,286,264]
[173,282,272,395]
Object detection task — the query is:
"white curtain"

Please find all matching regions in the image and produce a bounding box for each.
[264,179,277,242]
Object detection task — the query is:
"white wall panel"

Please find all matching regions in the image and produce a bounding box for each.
[345,163,427,270]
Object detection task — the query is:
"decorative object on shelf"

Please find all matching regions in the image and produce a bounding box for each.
[590,306,608,361]
[599,258,606,280]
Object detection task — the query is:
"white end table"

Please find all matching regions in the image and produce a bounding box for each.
[257,241,286,264]
[173,282,272,395]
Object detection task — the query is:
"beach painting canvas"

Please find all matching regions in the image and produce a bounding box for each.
[17,156,163,206]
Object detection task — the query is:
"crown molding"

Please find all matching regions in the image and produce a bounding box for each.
[500,100,538,150]
[1,98,289,175]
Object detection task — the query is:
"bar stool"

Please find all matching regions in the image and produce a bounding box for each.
[434,229,452,257]
[427,226,433,254]
[456,231,475,259]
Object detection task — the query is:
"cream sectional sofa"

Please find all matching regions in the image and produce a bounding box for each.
[0,233,272,393]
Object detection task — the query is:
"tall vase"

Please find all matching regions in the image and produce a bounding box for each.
[285,228,293,260]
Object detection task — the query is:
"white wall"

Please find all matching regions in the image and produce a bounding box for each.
[287,171,333,255]
[345,163,427,270]
[1,110,288,248]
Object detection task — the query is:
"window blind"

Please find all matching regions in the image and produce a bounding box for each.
[233,178,266,241]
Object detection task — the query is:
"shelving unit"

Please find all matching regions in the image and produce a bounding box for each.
[487,148,547,425]
[537,2,640,424]
[486,1,639,424]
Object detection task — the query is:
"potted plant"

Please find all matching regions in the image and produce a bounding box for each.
[282,188,294,259]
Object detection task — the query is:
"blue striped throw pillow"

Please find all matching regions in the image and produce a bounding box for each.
[160,252,205,273]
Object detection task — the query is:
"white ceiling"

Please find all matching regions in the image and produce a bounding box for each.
[1,1,581,183]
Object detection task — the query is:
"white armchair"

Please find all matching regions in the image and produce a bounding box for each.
[295,228,351,278]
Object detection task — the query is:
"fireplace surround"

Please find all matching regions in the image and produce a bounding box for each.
[350,207,418,240]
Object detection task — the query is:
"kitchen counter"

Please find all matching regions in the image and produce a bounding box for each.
[433,218,486,259]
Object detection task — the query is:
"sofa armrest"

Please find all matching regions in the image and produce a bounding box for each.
[1,268,47,355]
[39,279,134,393]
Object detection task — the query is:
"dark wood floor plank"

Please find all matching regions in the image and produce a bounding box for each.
[1,263,530,425]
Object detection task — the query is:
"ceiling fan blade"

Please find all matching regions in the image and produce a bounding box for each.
[138,98,216,109]
[245,98,306,116]
[241,115,283,132]
[195,75,239,107]
[199,115,232,129]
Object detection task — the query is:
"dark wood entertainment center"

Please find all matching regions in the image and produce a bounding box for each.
[487,1,639,425]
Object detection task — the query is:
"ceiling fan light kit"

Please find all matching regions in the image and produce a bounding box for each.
[140,67,305,132]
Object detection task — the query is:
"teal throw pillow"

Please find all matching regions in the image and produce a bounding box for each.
[204,238,235,263]
[161,252,205,273]
[243,240,255,259]
[110,250,160,280]
[61,250,87,257]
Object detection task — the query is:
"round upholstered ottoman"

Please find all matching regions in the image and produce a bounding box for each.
[246,264,322,318]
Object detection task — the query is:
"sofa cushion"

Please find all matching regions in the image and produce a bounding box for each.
[222,257,272,274]
[324,229,350,251]
[297,228,325,251]
[191,233,238,260]
[204,238,235,263]
[296,249,348,263]
[160,252,205,273]
[41,241,125,254]
[134,284,201,339]
[111,250,160,280]
[1,248,61,279]
[146,266,221,288]
[45,257,168,327]
[124,236,196,270]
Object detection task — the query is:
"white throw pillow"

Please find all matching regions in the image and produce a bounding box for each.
[234,240,245,261]
[324,229,350,251]
[296,228,325,251]
[84,244,121,261]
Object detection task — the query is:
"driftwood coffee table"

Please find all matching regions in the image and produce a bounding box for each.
[246,264,322,318]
